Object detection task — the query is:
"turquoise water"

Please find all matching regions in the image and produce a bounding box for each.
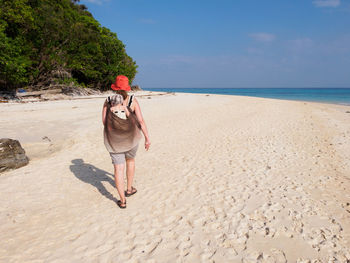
[143,88,350,105]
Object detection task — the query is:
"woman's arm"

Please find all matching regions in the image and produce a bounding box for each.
[102,102,107,126]
[133,98,151,150]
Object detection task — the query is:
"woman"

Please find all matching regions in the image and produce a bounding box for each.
[102,75,151,209]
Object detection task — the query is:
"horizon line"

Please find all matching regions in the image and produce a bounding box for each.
[141,87,350,89]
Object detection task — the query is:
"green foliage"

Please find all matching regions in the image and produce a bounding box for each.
[0,0,137,91]
[58,77,79,86]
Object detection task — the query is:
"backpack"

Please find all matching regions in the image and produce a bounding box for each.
[107,94,134,120]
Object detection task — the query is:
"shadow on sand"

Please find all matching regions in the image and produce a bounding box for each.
[70,159,118,203]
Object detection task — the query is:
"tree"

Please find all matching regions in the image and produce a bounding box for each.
[0,0,137,91]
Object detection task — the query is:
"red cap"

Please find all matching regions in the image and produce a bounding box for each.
[111,75,131,91]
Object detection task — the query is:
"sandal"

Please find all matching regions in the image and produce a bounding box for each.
[125,186,137,197]
[117,199,126,209]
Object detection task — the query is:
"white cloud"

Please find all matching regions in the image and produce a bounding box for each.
[249,33,276,43]
[312,0,340,7]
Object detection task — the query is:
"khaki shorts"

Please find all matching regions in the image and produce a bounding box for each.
[110,144,139,165]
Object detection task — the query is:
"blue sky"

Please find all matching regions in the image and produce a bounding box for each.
[80,0,350,88]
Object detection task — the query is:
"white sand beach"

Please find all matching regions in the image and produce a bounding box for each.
[0,92,350,262]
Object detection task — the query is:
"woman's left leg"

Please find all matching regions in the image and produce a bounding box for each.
[114,163,126,205]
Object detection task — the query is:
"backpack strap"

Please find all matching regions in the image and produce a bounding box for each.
[128,94,134,108]
[105,96,111,107]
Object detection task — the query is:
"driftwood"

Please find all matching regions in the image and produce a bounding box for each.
[16,88,62,97]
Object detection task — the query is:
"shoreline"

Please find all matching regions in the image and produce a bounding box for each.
[2,88,350,107]
[1,92,350,262]
[143,88,350,106]
[0,90,350,107]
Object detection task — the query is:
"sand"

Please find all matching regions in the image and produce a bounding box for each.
[0,92,350,262]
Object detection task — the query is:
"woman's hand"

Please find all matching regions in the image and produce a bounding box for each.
[145,139,151,151]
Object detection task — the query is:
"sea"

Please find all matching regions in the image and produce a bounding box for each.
[143,88,350,105]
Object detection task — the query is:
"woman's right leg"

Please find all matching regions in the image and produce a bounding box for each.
[125,144,139,194]
[114,163,126,203]
[126,158,135,193]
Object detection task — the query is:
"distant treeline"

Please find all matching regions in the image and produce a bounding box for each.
[0,0,137,91]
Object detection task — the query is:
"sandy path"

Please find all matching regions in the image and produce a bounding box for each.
[0,93,350,262]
